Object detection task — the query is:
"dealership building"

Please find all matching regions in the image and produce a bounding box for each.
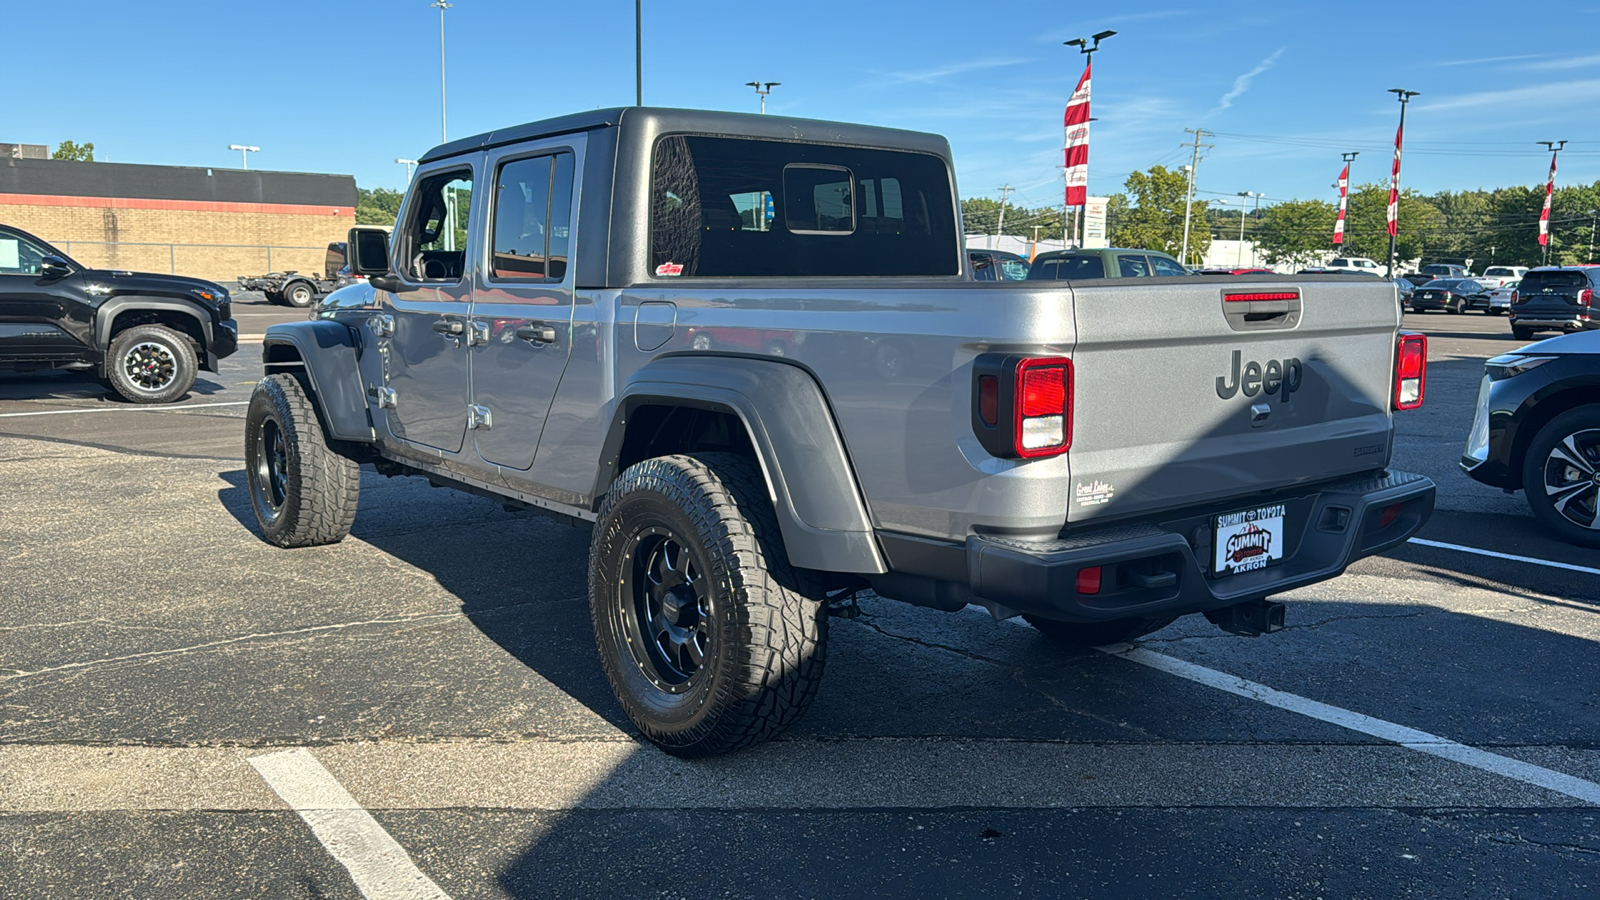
[0,155,356,282]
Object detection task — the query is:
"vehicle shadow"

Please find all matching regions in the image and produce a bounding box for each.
[0,369,228,403]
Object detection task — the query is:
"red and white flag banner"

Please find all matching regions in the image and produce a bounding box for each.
[1386,122,1403,238]
[1333,163,1349,245]
[1538,151,1557,247]
[1063,61,1091,208]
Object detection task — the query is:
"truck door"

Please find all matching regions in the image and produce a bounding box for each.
[0,227,95,361]
[467,139,581,471]
[378,164,477,453]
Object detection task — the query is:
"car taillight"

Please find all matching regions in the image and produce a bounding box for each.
[1510,289,1519,304]
[1394,333,1426,410]
[1579,288,1594,307]
[971,355,1073,459]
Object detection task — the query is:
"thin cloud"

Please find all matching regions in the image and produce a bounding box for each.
[1519,53,1600,70]
[877,58,1030,85]
[1433,54,1544,67]
[1208,48,1285,115]
[1418,78,1600,112]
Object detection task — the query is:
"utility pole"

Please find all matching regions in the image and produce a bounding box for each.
[1235,192,1255,266]
[1179,128,1213,267]
[432,0,451,143]
[1589,209,1597,262]
[635,0,643,106]
[745,81,779,114]
[1538,140,1567,265]
[995,184,1013,239]
[228,144,259,170]
[1386,88,1418,278]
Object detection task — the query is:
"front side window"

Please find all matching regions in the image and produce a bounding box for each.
[0,230,51,275]
[402,169,473,281]
[1149,256,1187,277]
[491,152,575,281]
[649,135,958,277]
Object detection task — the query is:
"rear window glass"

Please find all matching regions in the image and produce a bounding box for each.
[1027,254,1104,280]
[1150,256,1187,277]
[1118,255,1151,278]
[649,135,958,277]
[1518,271,1589,293]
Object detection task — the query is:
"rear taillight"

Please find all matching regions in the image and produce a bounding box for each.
[1579,288,1594,307]
[972,355,1073,458]
[1510,289,1519,304]
[1394,333,1426,410]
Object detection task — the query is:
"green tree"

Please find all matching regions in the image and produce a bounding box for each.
[1332,183,1439,266]
[1253,198,1338,269]
[52,140,94,161]
[356,187,404,226]
[960,198,1065,240]
[1108,166,1209,263]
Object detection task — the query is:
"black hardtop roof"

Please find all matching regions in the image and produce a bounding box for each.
[417,106,953,164]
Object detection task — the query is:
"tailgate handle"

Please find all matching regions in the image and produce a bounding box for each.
[1223,291,1302,332]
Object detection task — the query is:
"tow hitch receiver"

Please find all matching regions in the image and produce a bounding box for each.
[1205,599,1287,636]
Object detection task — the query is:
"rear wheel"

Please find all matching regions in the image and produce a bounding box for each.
[105,324,197,404]
[263,290,282,305]
[1521,406,1600,549]
[244,374,361,547]
[1023,614,1177,648]
[1513,326,1536,341]
[1448,297,1463,314]
[284,282,316,308]
[590,452,827,757]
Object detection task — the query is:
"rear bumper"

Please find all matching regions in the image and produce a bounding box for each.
[874,470,1435,623]
[1510,314,1594,331]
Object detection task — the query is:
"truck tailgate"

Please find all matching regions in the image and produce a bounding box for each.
[1066,278,1400,523]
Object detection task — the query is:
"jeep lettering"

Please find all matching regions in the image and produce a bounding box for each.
[1216,350,1304,402]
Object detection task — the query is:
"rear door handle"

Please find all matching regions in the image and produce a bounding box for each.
[432,319,464,335]
[515,322,558,344]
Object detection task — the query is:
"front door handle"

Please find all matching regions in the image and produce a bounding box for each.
[515,322,558,344]
[432,319,465,335]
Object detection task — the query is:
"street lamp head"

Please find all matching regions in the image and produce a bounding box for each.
[1388,88,1420,101]
[228,144,259,152]
[430,0,451,9]
[1063,38,1086,48]
[1092,30,1117,42]
[395,158,419,165]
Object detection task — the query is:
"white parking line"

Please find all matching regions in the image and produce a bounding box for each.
[0,401,249,419]
[1407,537,1600,576]
[1103,644,1600,805]
[249,748,452,900]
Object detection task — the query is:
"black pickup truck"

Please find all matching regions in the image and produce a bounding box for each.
[0,223,238,402]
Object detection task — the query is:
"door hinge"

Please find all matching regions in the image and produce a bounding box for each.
[368,385,397,409]
[467,319,491,346]
[467,404,493,430]
[370,314,395,337]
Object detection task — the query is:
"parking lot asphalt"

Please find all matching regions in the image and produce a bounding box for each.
[2,298,1598,898]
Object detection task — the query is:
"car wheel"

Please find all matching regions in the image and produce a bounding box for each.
[1448,298,1463,315]
[106,324,197,404]
[1520,406,1600,549]
[264,290,283,305]
[1513,326,1536,341]
[590,452,827,757]
[244,373,361,547]
[284,282,315,308]
[1023,614,1178,648]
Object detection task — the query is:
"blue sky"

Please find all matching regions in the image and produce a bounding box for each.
[8,1,1600,213]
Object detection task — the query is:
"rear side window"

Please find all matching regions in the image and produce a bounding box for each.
[1149,256,1187,277]
[491,152,576,282]
[1026,255,1104,280]
[1518,271,1589,294]
[1118,255,1151,277]
[649,135,958,277]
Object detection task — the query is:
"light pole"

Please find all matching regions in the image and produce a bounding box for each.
[635,0,643,106]
[1235,191,1260,267]
[396,158,419,182]
[1062,30,1115,240]
[745,81,779,114]
[1386,88,1418,278]
[1537,140,1567,265]
[1589,209,1597,263]
[432,0,451,143]
[228,145,259,169]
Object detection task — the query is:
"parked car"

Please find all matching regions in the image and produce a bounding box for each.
[1409,278,1490,314]
[1486,279,1519,315]
[1394,277,1416,303]
[1326,257,1385,275]
[1476,265,1528,290]
[1404,263,1470,288]
[246,106,1434,757]
[1509,266,1599,341]
[968,249,1030,281]
[0,223,238,402]
[1462,330,1600,547]
[1026,248,1188,279]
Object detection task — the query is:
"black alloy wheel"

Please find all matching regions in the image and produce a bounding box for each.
[105,323,197,403]
[1522,407,1600,548]
[621,527,712,690]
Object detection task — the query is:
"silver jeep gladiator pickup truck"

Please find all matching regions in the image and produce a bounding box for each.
[245,107,1435,757]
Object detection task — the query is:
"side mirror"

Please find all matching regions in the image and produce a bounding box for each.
[347,226,392,278]
[39,256,72,279]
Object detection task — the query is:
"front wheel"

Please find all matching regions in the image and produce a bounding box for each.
[1024,614,1177,648]
[244,374,360,547]
[1521,406,1600,548]
[284,282,316,308]
[1513,325,1536,341]
[589,452,827,757]
[106,324,197,403]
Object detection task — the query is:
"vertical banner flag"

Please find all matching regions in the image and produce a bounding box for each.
[1333,163,1349,245]
[1538,151,1558,247]
[1386,122,1403,238]
[1063,61,1091,208]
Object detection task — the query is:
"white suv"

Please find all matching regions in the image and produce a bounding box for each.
[1327,257,1385,274]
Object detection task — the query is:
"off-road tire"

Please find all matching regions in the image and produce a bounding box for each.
[284,282,315,308]
[1513,325,1536,341]
[1023,614,1178,648]
[244,373,360,547]
[590,452,827,757]
[1520,405,1600,549]
[105,324,197,404]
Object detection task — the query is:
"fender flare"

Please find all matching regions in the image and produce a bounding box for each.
[598,356,885,575]
[261,320,375,443]
[95,295,213,351]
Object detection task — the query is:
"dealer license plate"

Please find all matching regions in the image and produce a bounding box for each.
[1213,504,1287,575]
